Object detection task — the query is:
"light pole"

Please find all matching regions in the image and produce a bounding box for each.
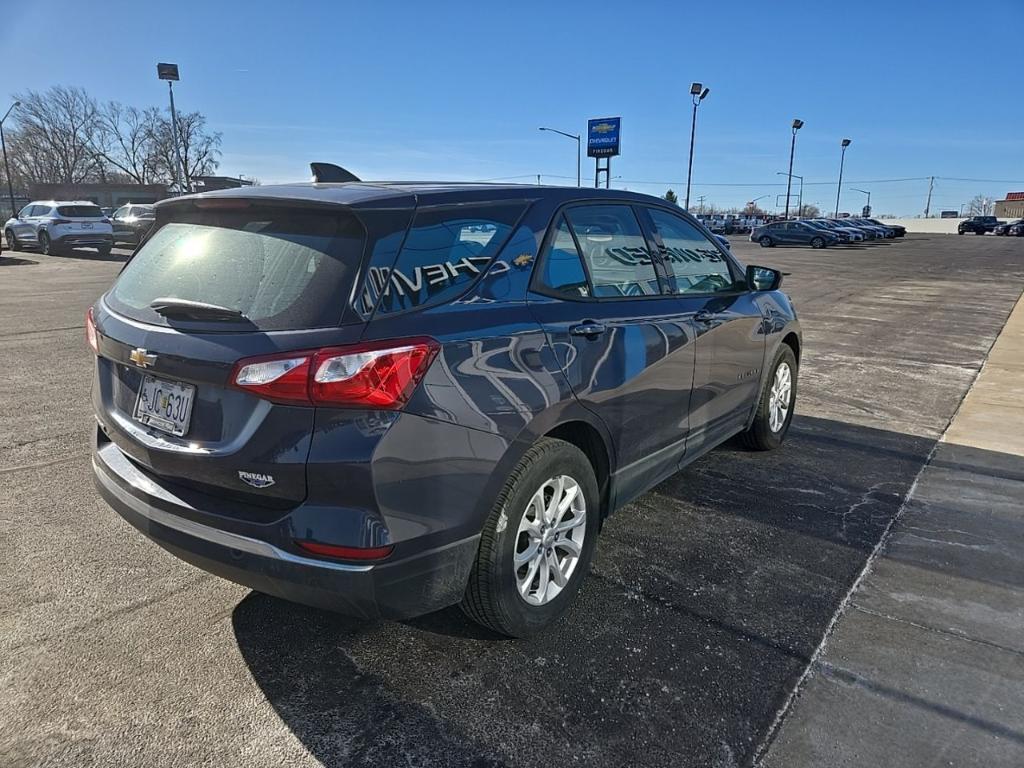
[784,119,803,219]
[835,138,851,217]
[157,63,189,194]
[0,101,20,220]
[777,171,803,216]
[850,188,871,216]
[538,127,581,187]
[685,82,710,211]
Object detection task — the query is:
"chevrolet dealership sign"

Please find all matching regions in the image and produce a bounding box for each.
[587,117,621,158]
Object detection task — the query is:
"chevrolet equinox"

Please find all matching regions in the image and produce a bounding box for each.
[90,167,801,637]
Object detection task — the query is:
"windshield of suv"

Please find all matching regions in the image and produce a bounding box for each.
[57,205,104,218]
[107,205,366,331]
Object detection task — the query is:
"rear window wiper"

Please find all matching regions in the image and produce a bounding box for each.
[150,298,248,321]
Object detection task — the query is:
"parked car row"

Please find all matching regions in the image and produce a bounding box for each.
[749,217,905,248]
[993,218,1024,236]
[3,200,157,256]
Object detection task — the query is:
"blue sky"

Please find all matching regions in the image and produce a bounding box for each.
[3,0,1022,215]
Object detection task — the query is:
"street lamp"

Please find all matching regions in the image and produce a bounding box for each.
[784,119,803,219]
[834,138,851,217]
[777,171,803,216]
[684,82,710,211]
[538,127,581,187]
[850,187,871,215]
[157,63,189,194]
[0,101,20,220]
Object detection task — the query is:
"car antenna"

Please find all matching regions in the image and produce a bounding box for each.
[310,162,361,183]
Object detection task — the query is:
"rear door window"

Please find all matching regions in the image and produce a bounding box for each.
[564,205,661,297]
[374,202,526,314]
[106,206,366,331]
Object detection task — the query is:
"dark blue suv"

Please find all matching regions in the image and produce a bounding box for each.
[89,174,801,637]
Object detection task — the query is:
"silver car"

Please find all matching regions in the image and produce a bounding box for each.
[4,200,114,256]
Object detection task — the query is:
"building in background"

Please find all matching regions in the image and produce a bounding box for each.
[27,182,167,208]
[995,192,1024,219]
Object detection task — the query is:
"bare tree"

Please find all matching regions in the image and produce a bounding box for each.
[150,110,222,190]
[966,194,994,216]
[94,103,163,184]
[795,203,821,218]
[9,86,101,183]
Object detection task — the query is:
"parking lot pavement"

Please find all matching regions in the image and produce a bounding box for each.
[2,235,1023,767]
[764,292,1024,767]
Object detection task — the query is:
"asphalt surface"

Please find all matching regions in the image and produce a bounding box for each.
[2,233,1023,767]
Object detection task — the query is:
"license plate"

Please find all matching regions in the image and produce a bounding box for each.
[81,222,93,229]
[133,375,195,436]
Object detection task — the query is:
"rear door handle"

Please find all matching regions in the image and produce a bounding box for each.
[570,321,606,338]
[694,310,716,324]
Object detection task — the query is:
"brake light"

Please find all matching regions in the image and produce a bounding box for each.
[85,307,98,354]
[230,338,438,408]
[295,540,394,561]
[51,218,71,225]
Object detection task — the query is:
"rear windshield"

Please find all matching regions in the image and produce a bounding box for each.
[107,206,366,331]
[57,205,103,217]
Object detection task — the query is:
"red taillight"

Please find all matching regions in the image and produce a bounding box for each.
[230,337,438,409]
[85,307,98,354]
[295,540,394,561]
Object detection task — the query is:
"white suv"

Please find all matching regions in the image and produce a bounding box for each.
[4,201,114,256]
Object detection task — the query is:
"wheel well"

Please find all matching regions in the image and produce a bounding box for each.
[782,332,801,362]
[545,420,612,520]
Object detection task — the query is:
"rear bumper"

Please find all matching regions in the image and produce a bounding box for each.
[93,440,479,620]
[55,233,113,247]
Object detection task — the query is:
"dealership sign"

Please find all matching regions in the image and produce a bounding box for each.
[587,117,621,158]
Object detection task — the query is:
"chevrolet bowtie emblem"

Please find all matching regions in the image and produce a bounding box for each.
[129,348,157,368]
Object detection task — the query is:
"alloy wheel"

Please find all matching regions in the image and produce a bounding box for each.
[768,362,792,432]
[514,475,587,606]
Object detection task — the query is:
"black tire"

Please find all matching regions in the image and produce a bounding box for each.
[810,236,826,249]
[39,231,53,255]
[759,235,773,248]
[97,245,112,258]
[461,437,600,637]
[976,230,985,235]
[740,345,798,451]
[958,229,965,235]
[5,229,18,251]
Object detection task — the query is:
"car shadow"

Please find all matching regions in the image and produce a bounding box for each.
[60,247,131,262]
[232,414,947,767]
[0,255,38,266]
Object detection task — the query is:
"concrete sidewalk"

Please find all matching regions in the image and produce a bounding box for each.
[762,293,1024,767]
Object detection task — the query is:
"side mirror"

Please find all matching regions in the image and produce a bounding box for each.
[747,265,783,291]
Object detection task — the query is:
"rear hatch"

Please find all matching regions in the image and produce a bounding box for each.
[54,204,112,236]
[92,200,368,509]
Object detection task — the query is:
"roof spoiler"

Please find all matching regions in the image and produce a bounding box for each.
[310,162,361,183]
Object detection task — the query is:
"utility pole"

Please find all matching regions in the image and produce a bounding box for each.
[697,195,706,214]
[924,176,934,218]
[0,101,19,220]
